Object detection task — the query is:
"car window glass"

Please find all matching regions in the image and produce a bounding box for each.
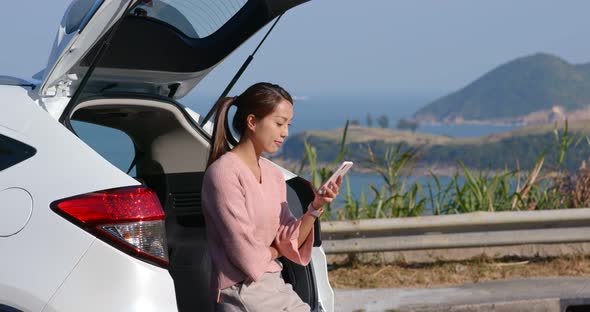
[131,0,247,38]
[71,121,136,176]
[65,0,104,34]
[0,134,36,171]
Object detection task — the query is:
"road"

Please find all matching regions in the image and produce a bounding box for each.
[333,277,590,312]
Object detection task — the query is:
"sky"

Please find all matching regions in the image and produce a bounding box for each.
[2,0,590,99]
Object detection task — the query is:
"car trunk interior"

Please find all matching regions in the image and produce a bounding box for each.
[68,96,319,312]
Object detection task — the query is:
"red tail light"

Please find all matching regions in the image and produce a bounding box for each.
[51,186,169,268]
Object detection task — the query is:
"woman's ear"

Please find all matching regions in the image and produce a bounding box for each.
[246,114,257,131]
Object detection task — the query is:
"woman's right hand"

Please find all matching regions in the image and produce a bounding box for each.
[311,175,342,210]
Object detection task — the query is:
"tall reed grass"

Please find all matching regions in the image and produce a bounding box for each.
[296,120,590,220]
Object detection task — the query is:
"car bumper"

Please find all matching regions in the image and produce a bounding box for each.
[42,239,177,312]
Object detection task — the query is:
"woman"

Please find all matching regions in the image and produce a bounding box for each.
[202,82,341,311]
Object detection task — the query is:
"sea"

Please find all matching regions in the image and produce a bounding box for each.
[179,93,517,138]
[74,94,519,215]
[186,94,523,214]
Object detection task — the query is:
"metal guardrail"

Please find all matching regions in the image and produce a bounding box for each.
[320,208,590,254]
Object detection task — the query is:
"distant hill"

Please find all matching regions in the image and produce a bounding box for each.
[278,123,590,172]
[413,53,590,124]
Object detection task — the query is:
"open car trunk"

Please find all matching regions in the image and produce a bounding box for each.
[68,96,324,312]
[41,0,309,117]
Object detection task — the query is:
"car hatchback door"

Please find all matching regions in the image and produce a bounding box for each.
[39,0,309,120]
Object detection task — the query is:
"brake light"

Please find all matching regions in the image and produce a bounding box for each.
[51,186,169,268]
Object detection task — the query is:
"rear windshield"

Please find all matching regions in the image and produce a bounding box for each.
[65,0,104,34]
[131,0,247,38]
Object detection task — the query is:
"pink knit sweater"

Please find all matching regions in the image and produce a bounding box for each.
[202,152,314,303]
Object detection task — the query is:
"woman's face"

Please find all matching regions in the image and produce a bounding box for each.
[249,99,293,155]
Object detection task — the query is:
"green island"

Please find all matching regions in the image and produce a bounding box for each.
[279,121,590,173]
[414,53,590,124]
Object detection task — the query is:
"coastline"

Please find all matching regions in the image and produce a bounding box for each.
[417,120,524,127]
[414,105,590,127]
[268,158,503,178]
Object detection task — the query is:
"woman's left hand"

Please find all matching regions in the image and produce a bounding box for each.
[311,175,343,210]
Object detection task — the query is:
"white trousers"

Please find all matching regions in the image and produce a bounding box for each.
[215,271,311,312]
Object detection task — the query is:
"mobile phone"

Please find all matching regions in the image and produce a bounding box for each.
[318,161,353,195]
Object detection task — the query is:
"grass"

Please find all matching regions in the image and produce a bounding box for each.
[296,119,590,220]
[328,255,590,289]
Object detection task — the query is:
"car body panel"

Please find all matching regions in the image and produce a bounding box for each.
[0,75,35,87]
[0,187,33,237]
[0,85,155,311]
[311,247,334,312]
[41,240,177,312]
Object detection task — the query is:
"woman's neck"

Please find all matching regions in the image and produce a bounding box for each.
[231,140,261,168]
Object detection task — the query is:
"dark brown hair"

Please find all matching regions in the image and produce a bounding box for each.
[206,82,293,167]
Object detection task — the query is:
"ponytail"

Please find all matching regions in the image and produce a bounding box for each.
[206,82,293,168]
[206,97,235,168]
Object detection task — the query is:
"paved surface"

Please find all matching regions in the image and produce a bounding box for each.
[333,277,590,312]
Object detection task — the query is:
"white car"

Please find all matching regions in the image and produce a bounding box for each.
[0,0,334,311]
